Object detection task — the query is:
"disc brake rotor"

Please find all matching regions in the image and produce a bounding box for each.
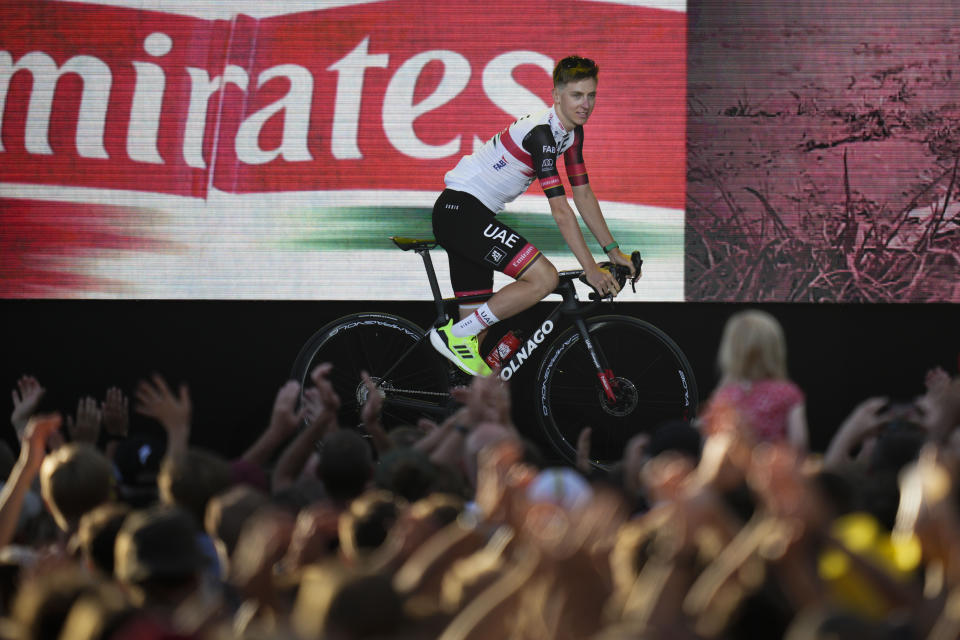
[599,377,639,417]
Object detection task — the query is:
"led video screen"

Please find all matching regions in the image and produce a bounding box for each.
[687,0,960,302]
[0,0,685,300]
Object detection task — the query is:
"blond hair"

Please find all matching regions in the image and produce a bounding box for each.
[717,310,788,383]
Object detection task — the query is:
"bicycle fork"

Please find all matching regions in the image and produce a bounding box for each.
[572,316,620,403]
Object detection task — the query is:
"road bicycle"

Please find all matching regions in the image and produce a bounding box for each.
[291,237,697,468]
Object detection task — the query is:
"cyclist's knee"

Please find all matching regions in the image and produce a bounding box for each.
[521,258,558,298]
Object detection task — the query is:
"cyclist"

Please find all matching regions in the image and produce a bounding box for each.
[429,55,639,376]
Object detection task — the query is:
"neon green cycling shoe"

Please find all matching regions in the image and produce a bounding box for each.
[429,319,492,377]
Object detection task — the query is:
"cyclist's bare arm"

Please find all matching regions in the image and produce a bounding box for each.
[572,183,638,277]
[548,195,621,295]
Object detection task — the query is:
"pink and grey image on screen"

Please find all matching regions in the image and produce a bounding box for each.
[687,0,960,302]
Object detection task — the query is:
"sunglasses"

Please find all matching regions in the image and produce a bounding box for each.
[560,56,597,71]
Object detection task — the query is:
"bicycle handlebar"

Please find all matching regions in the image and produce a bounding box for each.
[580,251,644,301]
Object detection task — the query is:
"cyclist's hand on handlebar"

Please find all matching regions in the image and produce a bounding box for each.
[608,248,640,279]
[584,264,621,297]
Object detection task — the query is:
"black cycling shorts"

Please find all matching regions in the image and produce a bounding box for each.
[432,189,542,299]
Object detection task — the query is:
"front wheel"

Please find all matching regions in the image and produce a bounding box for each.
[291,312,452,429]
[535,316,697,469]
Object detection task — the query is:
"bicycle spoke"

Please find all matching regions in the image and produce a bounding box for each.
[536,316,697,469]
[292,313,451,430]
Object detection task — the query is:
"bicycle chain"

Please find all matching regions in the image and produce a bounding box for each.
[382,387,450,398]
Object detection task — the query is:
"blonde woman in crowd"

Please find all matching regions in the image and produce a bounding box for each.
[701,310,809,451]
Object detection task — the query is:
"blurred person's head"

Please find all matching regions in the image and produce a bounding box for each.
[387,426,424,450]
[385,493,465,565]
[717,309,788,383]
[9,566,98,640]
[526,467,593,512]
[113,506,206,610]
[648,419,702,463]
[869,418,926,475]
[293,563,403,640]
[55,581,134,640]
[339,490,405,565]
[317,430,373,503]
[39,444,114,534]
[204,484,269,563]
[157,447,233,527]
[374,448,438,503]
[325,571,404,639]
[76,502,132,578]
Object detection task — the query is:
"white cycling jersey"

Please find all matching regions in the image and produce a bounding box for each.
[444,105,589,214]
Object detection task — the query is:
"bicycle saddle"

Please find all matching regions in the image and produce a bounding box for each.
[390,237,438,251]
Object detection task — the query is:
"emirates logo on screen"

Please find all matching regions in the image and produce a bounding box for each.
[0,0,684,209]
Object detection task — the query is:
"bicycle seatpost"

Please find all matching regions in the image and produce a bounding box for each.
[416,247,447,324]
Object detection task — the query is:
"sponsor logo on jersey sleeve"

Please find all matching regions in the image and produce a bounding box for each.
[484,246,507,266]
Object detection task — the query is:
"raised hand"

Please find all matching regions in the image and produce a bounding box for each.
[240,380,305,466]
[135,373,191,455]
[11,375,46,437]
[101,386,130,439]
[66,396,102,445]
[916,372,960,442]
[450,372,513,428]
[0,413,62,549]
[268,380,305,440]
[303,363,340,432]
[20,413,62,472]
[360,371,391,453]
[282,503,340,571]
[360,371,384,428]
[822,396,890,468]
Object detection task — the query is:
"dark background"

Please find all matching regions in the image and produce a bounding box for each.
[2,300,956,460]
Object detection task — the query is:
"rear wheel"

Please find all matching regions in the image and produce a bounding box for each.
[535,316,697,469]
[291,313,452,429]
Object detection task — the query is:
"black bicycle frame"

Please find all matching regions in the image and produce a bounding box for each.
[375,247,620,409]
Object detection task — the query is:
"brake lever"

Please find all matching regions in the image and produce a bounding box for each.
[629,251,644,293]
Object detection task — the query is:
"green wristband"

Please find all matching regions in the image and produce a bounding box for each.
[603,241,619,253]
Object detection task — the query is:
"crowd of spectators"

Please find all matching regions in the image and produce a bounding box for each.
[1,309,959,639]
